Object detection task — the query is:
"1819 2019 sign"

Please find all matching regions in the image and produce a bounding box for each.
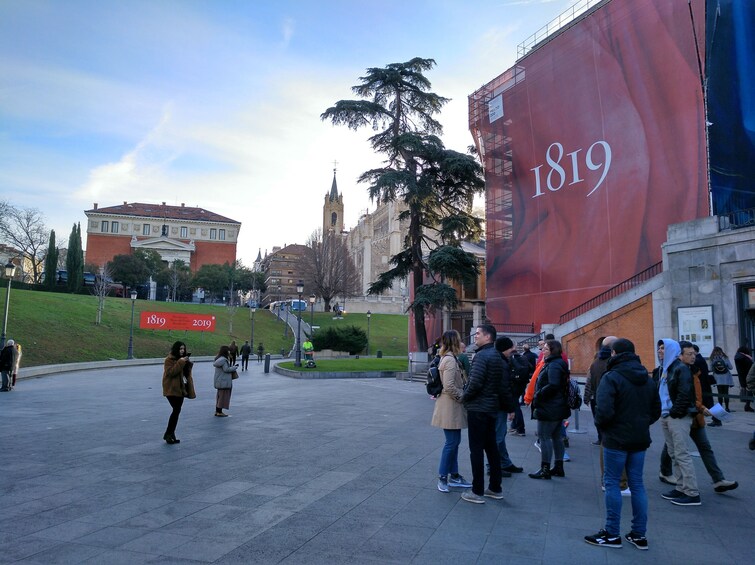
[140,312,216,332]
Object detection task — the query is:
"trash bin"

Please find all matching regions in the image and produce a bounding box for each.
[376,350,383,358]
[264,353,271,374]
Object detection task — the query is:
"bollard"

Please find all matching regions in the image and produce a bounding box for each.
[264,353,271,374]
[376,350,383,358]
[568,408,588,434]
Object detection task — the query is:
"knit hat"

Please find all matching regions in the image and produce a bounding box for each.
[6,339,14,346]
[495,336,514,352]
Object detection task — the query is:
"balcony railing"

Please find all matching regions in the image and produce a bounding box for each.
[517,0,604,60]
[559,261,662,324]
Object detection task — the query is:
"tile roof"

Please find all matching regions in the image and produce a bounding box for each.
[85,202,240,225]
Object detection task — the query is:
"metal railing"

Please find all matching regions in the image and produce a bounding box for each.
[517,0,604,60]
[559,261,663,324]
[718,206,755,230]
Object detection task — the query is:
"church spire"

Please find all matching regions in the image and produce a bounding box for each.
[329,167,339,202]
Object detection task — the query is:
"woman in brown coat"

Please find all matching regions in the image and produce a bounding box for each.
[431,330,472,493]
[162,341,193,444]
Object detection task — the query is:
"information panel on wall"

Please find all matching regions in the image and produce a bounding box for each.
[139,312,216,332]
[677,306,714,357]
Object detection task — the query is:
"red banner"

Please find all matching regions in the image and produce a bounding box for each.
[139,312,216,332]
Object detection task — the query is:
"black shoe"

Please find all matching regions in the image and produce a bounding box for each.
[487,466,511,478]
[163,433,176,445]
[584,529,622,548]
[549,462,565,477]
[625,531,648,550]
[563,438,570,448]
[528,464,551,480]
[749,437,755,450]
[670,494,701,506]
[744,405,754,412]
[502,464,523,473]
[661,489,684,500]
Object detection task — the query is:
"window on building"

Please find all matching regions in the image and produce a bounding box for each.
[101,221,109,233]
[143,224,151,236]
[210,228,217,240]
[111,221,119,234]
[331,212,337,226]
[219,229,225,241]
[180,226,188,238]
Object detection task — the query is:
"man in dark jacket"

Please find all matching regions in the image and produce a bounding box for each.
[0,339,17,392]
[494,337,522,476]
[460,324,504,504]
[585,339,661,550]
[658,339,701,506]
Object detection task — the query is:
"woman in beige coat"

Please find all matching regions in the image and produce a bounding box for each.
[431,330,473,493]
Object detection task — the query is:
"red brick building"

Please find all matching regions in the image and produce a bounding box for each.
[84,202,240,272]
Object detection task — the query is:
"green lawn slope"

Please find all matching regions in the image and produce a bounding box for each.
[2,288,408,367]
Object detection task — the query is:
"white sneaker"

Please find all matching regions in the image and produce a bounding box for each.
[461,490,485,504]
[621,488,631,497]
[534,440,541,453]
[563,451,570,462]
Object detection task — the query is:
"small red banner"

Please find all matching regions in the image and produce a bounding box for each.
[139,311,216,332]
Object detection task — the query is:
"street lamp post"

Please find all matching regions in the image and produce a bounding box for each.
[366,310,372,356]
[294,281,304,367]
[250,305,257,351]
[1,261,17,348]
[309,293,316,335]
[127,290,137,359]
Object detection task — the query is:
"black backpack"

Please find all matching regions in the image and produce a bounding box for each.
[426,355,443,397]
[712,358,727,374]
[509,353,533,395]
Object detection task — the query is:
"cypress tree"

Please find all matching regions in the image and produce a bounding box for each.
[43,230,59,289]
[66,222,83,292]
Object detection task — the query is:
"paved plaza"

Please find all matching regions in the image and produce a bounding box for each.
[1,361,753,564]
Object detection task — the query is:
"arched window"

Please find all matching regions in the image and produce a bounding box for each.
[331,212,337,226]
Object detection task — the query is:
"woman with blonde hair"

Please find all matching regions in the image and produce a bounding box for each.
[430,330,473,493]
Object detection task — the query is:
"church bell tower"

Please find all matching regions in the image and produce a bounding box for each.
[323,168,344,234]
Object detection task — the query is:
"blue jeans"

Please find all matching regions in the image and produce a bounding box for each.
[495,412,514,468]
[439,429,461,477]
[603,448,648,536]
[511,403,525,433]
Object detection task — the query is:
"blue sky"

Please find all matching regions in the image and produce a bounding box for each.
[0,0,577,266]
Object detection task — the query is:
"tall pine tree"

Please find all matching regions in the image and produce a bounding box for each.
[66,222,84,292]
[322,58,484,351]
[43,229,59,289]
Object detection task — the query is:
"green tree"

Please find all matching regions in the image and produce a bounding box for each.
[321,58,485,351]
[108,253,149,296]
[192,264,228,302]
[156,260,192,302]
[66,222,84,292]
[134,249,165,279]
[43,230,59,289]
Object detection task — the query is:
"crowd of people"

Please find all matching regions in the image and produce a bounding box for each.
[427,326,749,551]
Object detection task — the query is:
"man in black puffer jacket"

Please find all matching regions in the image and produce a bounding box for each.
[460,324,504,504]
[585,339,661,550]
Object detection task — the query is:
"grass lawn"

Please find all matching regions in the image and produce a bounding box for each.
[308,311,407,356]
[278,358,408,372]
[3,288,409,367]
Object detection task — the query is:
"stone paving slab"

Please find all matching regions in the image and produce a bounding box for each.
[0,360,753,564]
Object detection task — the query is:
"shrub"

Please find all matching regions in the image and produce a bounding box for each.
[312,325,368,354]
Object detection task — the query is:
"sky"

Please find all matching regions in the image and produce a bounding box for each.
[0,0,579,266]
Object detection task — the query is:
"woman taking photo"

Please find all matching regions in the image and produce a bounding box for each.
[430,330,473,492]
[162,341,194,444]
[529,339,570,480]
[214,345,238,417]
